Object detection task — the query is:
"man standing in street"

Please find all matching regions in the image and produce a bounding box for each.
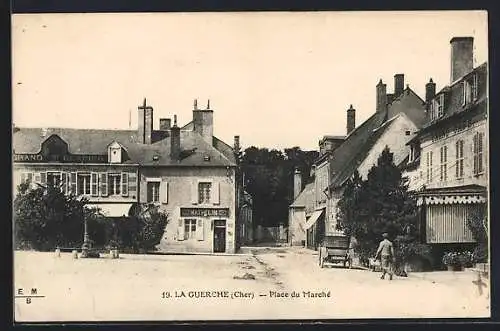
[375,232,395,280]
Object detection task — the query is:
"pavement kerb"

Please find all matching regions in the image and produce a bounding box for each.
[147,251,254,257]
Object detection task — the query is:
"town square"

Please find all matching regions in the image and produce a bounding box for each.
[12,11,489,321]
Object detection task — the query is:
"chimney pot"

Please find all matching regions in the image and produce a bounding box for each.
[347,104,356,135]
[394,74,404,97]
[293,168,302,199]
[376,80,387,113]
[159,118,171,131]
[170,114,181,161]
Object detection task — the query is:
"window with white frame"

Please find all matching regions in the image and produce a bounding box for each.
[455,140,464,178]
[434,94,444,119]
[77,173,91,195]
[47,172,61,187]
[473,132,484,175]
[426,151,433,183]
[439,146,447,181]
[198,182,211,204]
[463,74,479,106]
[147,181,160,202]
[108,174,121,195]
[184,219,197,239]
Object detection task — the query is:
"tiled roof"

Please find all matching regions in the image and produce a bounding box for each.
[13,127,236,167]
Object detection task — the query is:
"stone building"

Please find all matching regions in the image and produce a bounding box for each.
[404,37,488,259]
[13,98,243,254]
[323,73,429,245]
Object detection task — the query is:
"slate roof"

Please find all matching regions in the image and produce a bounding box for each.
[327,86,425,189]
[328,114,396,188]
[290,181,315,211]
[13,127,237,167]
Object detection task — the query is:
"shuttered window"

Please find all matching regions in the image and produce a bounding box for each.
[128,172,137,198]
[439,146,447,182]
[455,140,464,178]
[121,173,129,197]
[70,172,77,194]
[177,219,185,241]
[196,219,204,241]
[91,173,98,196]
[473,132,484,175]
[211,181,220,205]
[161,180,169,204]
[100,173,108,196]
[184,219,197,240]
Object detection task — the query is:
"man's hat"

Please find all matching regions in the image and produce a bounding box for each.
[382,232,389,238]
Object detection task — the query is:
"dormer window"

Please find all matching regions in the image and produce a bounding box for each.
[108,141,123,164]
[462,73,478,106]
[431,94,445,121]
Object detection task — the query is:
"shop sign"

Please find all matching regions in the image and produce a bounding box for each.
[180,208,229,218]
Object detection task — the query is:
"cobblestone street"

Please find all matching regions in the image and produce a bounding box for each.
[14,248,489,322]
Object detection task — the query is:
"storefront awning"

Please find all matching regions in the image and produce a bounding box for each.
[304,209,325,230]
[86,204,133,217]
[417,194,487,206]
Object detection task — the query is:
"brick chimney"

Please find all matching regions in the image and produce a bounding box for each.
[376,79,387,113]
[394,74,404,97]
[159,118,171,131]
[234,135,240,153]
[293,168,302,199]
[137,98,153,144]
[425,78,436,109]
[450,37,474,83]
[193,98,214,145]
[170,114,181,161]
[346,104,356,135]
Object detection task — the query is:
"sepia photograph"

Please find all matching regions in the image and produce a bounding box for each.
[12,11,490,322]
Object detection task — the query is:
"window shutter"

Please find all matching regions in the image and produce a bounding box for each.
[161,180,169,204]
[34,172,41,185]
[70,172,77,194]
[61,172,67,193]
[177,219,185,241]
[212,181,220,205]
[90,173,98,196]
[20,173,27,185]
[40,172,47,185]
[121,173,129,197]
[191,181,198,205]
[197,219,204,241]
[100,173,108,196]
[128,172,137,198]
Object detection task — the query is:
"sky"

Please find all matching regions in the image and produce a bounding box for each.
[12,11,488,151]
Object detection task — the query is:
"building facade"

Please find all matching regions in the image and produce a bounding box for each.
[325,74,429,244]
[405,37,488,254]
[13,98,243,254]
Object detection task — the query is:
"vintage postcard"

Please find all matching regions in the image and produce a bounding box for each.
[12,11,490,322]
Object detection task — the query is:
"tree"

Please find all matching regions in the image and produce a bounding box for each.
[241,146,318,228]
[108,203,169,253]
[336,147,429,272]
[467,206,488,263]
[14,182,105,251]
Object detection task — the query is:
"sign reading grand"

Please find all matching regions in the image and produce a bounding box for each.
[14,133,108,163]
[14,153,107,163]
[180,208,230,218]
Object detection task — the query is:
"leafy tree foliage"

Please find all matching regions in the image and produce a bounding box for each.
[467,206,488,263]
[14,182,168,253]
[14,182,106,251]
[336,147,430,271]
[241,146,318,227]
